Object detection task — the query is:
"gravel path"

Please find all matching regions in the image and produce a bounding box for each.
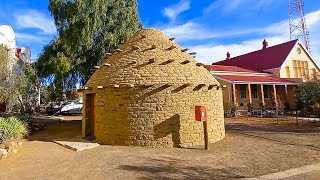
[1,117,320,179]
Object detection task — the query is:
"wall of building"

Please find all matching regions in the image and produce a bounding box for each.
[83,85,225,148]
[235,84,274,109]
[217,80,232,110]
[219,81,297,111]
[272,69,281,78]
[280,43,319,80]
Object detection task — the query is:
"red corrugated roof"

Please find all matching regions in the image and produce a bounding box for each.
[214,75,298,84]
[212,40,298,72]
[211,65,259,73]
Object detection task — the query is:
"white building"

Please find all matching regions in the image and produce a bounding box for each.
[0,25,32,68]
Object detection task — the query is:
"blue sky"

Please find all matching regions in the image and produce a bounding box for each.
[1,0,320,64]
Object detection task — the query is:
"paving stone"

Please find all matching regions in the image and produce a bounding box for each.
[243,162,320,180]
[54,140,100,152]
[4,140,19,154]
[0,148,8,158]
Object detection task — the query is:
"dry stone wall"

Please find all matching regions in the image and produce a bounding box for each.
[83,28,225,148]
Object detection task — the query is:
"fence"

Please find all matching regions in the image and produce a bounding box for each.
[235,108,320,125]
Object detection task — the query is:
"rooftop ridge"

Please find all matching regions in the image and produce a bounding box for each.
[215,39,298,63]
[212,39,299,72]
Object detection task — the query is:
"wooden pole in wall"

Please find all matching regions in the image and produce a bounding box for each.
[260,84,265,106]
[248,84,252,105]
[284,85,288,102]
[273,84,278,107]
[203,121,209,150]
[232,83,237,105]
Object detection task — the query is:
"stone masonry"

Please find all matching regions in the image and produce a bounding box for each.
[82,28,225,148]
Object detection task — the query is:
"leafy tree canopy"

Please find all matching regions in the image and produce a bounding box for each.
[37,0,142,96]
[0,45,40,114]
[0,45,14,103]
[296,76,320,116]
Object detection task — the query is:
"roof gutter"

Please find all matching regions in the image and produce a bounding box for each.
[211,71,271,76]
[213,75,300,85]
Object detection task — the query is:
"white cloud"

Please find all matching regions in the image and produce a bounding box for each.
[14,10,56,35]
[162,22,216,41]
[15,32,50,43]
[163,0,191,21]
[307,10,320,63]
[189,36,288,64]
[161,0,285,43]
[161,9,320,65]
[161,22,270,42]
[204,0,244,14]
[205,0,279,14]
[255,0,279,9]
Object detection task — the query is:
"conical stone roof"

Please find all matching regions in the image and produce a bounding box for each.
[86,28,217,87]
[83,28,225,148]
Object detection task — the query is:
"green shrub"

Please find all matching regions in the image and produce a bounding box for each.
[297,79,320,116]
[0,116,29,142]
[225,102,238,118]
[16,114,33,124]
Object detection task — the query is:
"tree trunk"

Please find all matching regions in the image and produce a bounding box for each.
[18,96,25,113]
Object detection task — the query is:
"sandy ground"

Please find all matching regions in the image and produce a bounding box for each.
[1,116,320,179]
[284,170,320,180]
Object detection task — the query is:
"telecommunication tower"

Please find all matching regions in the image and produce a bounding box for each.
[288,0,311,52]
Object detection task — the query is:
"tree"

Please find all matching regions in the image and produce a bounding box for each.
[13,63,41,114]
[37,0,142,98]
[296,76,320,116]
[0,45,10,81]
[0,45,13,103]
[0,45,40,114]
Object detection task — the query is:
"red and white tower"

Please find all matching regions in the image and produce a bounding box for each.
[288,0,311,52]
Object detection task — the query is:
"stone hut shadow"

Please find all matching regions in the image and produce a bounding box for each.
[153,114,181,147]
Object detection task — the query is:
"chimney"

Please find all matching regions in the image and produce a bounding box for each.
[262,39,268,49]
[226,51,231,60]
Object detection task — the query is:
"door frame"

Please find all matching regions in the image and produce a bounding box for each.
[85,93,96,139]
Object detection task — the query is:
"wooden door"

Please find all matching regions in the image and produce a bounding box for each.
[85,93,96,139]
[90,94,96,136]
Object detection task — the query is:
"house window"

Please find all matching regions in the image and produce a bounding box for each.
[286,66,291,78]
[264,86,269,99]
[297,47,302,54]
[252,85,258,99]
[293,60,309,79]
[240,85,247,99]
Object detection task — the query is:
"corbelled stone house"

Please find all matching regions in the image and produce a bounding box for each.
[211,39,320,112]
[82,28,225,148]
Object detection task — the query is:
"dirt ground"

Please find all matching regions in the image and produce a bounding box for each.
[1,116,320,179]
